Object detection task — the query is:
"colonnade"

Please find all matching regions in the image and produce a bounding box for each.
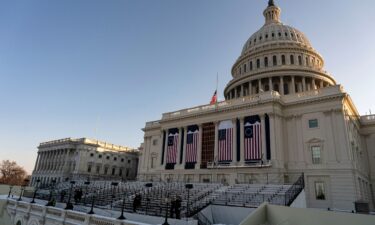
[226,75,331,100]
[160,114,270,169]
[34,148,72,173]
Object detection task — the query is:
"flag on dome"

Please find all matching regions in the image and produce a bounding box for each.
[210,90,217,105]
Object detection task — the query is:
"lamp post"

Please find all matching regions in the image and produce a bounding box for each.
[185,184,193,218]
[65,181,76,210]
[163,196,170,225]
[17,179,30,201]
[46,179,56,206]
[110,182,119,209]
[7,186,13,198]
[83,181,90,206]
[31,179,41,203]
[117,190,127,220]
[87,190,97,215]
[145,183,153,215]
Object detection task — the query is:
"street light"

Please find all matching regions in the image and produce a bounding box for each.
[163,196,170,225]
[87,190,97,215]
[46,179,57,206]
[185,184,193,218]
[83,181,90,206]
[65,181,76,210]
[110,182,119,209]
[117,190,127,220]
[145,183,153,215]
[17,179,30,201]
[7,186,13,198]
[31,179,41,204]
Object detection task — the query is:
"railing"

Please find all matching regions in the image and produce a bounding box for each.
[284,173,305,206]
[360,115,375,124]
[145,85,344,124]
[160,91,280,121]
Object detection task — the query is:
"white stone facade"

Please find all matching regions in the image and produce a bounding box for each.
[31,138,139,185]
[139,1,375,211]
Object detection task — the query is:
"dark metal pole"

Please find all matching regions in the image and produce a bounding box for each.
[7,186,13,198]
[88,194,96,214]
[117,192,126,220]
[83,181,90,206]
[17,179,29,202]
[163,198,169,225]
[65,181,75,210]
[17,186,24,201]
[31,179,40,203]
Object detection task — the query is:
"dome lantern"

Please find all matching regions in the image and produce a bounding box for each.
[263,0,281,25]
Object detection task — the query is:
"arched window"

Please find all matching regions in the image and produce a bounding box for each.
[281,55,286,65]
[257,59,260,68]
[298,55,302,65]
[273,55,277,66]
[290,55,295,65]
[264,57,269,67]
[250,61,253,70]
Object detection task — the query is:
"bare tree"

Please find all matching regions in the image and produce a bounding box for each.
[0,160,28,185]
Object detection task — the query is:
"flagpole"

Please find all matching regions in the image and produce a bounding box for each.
[215,73,219,108]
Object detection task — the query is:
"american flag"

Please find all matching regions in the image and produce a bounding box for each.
[244,121,262,160]
[167,131,179,164]
[218,120,233,162]
[185,125,199,163]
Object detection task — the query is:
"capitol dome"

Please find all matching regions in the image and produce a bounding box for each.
[224,0,336,100]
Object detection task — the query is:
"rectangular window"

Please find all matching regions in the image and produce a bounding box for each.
[96,166,100,174]
[308,119,318,128]
[87,165,92,173]
[152,139,158,145]
[315,181,326,200]
[311,146,321,164]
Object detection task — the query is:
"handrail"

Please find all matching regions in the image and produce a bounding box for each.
[284,173,305,206]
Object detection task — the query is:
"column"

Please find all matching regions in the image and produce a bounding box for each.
[239,117,245,164]
[163,130,168,166]
[260,114,267,161]
[258,79,262,92]
[196,124,203,169]
[269,77,273,91]
[234,88,238,98]
[182,126,188,167]
[269,113,277,164]
[302,77,306,91]
[176,127,182,165]
[63,149,69,173]
[291,76,296,94]
[37,152,43,171]
[33,153,40,172]
[240,85,244,97]
[320,80,324,89]
[232,119,237,164]
[214,122,219,163]
[312,78,316,90]
[280,76,284,95]
[248,81,252,95]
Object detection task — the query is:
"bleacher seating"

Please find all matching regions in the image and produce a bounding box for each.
[36,179,298,219]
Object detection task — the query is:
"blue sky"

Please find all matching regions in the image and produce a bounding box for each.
[0,0,374,173]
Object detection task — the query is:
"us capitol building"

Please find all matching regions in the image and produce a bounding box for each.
[139,0,375,210]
